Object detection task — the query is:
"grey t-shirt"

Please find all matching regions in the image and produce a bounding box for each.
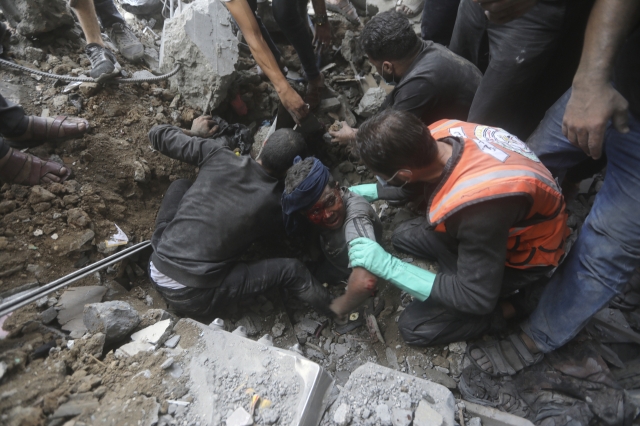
[319,188,383,276]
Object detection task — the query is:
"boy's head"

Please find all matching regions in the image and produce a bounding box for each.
[282,157,346,233]
[259,129,307,177]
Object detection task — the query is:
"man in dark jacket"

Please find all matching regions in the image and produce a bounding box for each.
[148,117,332,317]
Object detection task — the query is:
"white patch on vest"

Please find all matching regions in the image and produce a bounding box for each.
[449,126,467,138]
[473,125,541,162]
[472,138,509,162]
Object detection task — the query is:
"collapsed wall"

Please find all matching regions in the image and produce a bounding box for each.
[159,0,239,113]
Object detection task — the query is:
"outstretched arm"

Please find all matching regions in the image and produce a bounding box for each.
[562,0,640,159]
[223,0,309,123]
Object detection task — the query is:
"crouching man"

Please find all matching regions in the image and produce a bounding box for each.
[281,157,383,319]
[348,110,570,346]
[148,117,332,317]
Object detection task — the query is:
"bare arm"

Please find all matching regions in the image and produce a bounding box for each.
[310,0,331,45]
[562,0,640,159]
[223,0,309,122]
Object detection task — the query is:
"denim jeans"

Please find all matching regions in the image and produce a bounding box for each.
[449,0,565,139]
[272,0,319,81]
[93,0,125,29]
[522,88,640,353]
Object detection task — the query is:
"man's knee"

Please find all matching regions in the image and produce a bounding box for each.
[391,218,421,252]
[397,312,442,347]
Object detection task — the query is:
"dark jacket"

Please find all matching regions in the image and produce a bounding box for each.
[149,125,285,288]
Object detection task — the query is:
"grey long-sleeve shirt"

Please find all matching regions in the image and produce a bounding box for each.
[149,125,285,288]
[320,189,383,276]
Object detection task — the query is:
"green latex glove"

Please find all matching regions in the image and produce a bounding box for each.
[349,184,378,202]
[348,237,435,301]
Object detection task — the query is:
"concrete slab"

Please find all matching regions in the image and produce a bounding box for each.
[57,286,106,335]
[322,362,456,426]
[172,318,334,426]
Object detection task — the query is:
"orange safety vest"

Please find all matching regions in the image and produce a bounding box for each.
[426,119,570,269]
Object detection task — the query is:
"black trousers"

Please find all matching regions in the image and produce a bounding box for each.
[93,0,125,29]
[0,93,28,158]
[421,0,460,46]
[449,0,565,139]
[391,217,550,347]
[272,0,319,81]
[150,179,332,318]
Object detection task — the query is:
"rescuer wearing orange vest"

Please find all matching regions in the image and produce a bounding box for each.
[347,109,570,347]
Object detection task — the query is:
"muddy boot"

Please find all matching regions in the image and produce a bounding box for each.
[108,23,144,63]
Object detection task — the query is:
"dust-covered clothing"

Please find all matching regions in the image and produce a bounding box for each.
[381,40,482,125]
[317,188,383,280]
[149,124,285,289]
[147,125,332,317]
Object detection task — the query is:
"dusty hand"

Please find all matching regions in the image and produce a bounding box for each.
[314,23,332,47]
[281,87,309,124]
[189,115,219,138]
[329,122,356,144]
[563,82,629,159]
[475,0,537,24]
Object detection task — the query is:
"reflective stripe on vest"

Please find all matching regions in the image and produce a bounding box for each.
[426,119,570,269]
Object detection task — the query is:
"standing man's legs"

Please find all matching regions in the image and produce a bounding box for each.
[451,0,565,139]
[449,0,487,67]
[420,0,460,46]
[271,0,324,106]
[522,111,640,353]
[0,94,28,138]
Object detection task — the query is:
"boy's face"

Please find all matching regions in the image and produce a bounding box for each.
[304,185,346,230]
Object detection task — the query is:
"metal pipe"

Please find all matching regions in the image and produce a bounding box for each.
[170,0,174,18]
[0,241,151,317]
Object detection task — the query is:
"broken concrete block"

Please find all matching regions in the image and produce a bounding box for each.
[0,0,74,36]
[226,406,253,426]
[116,340,155,357]
[334,403,351,426]
[160,0,239,113]
[161,357,174,370]
[355,87,387,118]
[468,417,482,426]
[392,408,413,426]
[325,362,456,426]
[52,229,95,256]
[164,334,181,348]
[130,318,172,345]
[171,318,334,425]
[414,400,443,426]
[29,185,56,204]
[39,306,57,324]
[83,301,141,343]
[341,30,364,64]
[57,286,106,335]
[79,82,100,97]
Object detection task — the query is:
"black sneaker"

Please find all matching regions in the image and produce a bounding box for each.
[108,23,144,63]
[85,43,121,83]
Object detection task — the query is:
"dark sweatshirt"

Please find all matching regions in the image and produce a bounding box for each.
[149,125,285,288]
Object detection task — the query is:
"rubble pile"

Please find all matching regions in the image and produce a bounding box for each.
[0,0,638,425]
